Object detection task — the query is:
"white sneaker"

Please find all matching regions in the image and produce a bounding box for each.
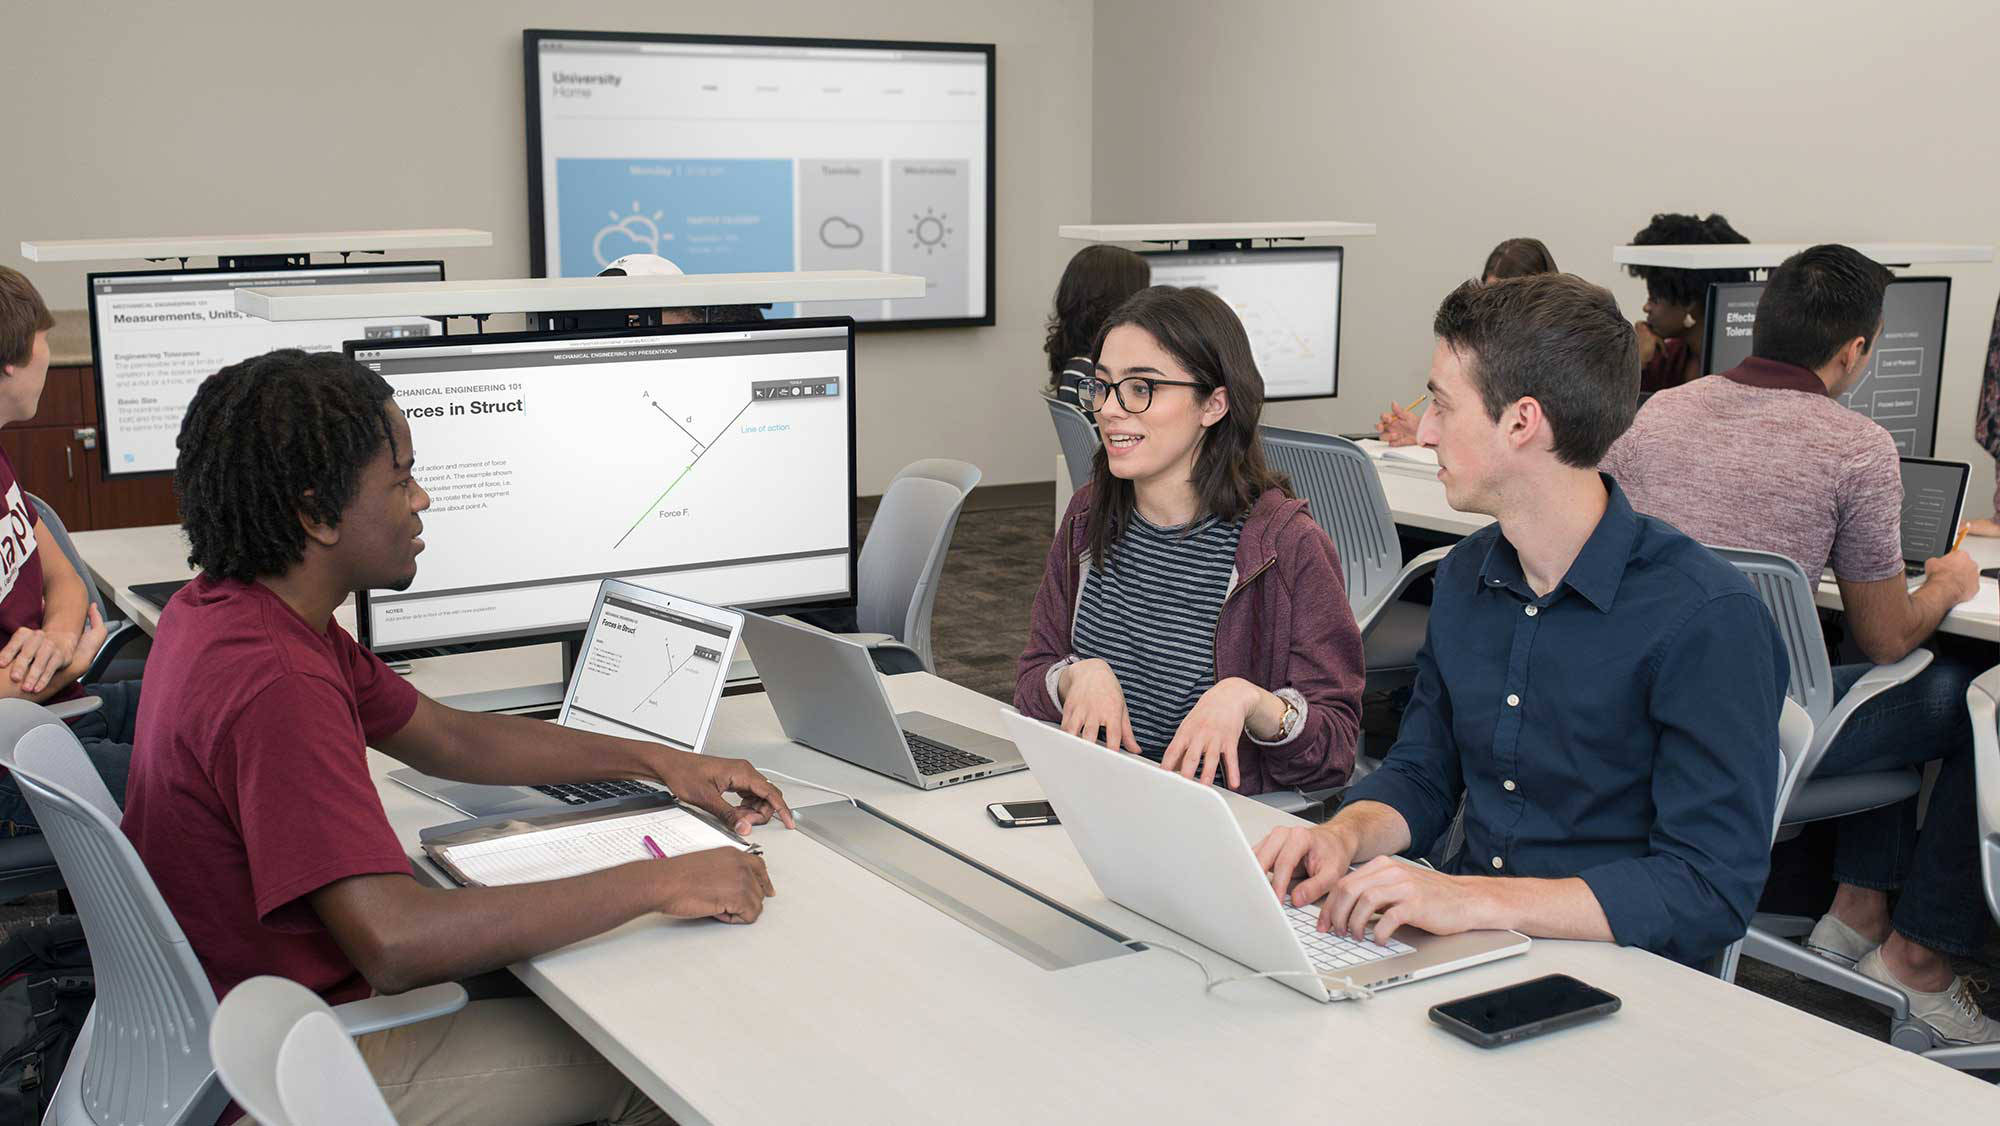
[1804,914,1879,968]
[1857,947,2000,1046]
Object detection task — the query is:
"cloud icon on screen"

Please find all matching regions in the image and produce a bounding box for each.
[593,204,669,268]
[818,216,865,250]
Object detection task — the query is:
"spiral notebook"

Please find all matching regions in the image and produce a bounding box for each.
[421,795,754,888]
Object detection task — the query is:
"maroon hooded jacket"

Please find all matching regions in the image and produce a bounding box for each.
[1014,485,1365,795]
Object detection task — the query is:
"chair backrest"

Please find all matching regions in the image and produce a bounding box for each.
[0,699,225,1125]
[27,493,107,623]
[1044,397,1100,494]
[1256,426,1402,621]
[212,977,396,1126]
[1711,546,1834,725]
[1711,696,1815,982]
[1969,666,2000,927]
[855,459,981,672]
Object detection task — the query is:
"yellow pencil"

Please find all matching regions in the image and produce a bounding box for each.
[1399,392,1431,414]
[1951,523,1969,553]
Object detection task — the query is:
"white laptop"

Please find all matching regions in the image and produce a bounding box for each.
[999,709,1529,1001]
[388,580,744,819]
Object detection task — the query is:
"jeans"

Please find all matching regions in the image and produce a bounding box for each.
[1813,657,1984,957]
[0,680,140,835]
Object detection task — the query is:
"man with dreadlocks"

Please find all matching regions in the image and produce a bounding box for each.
[122,348,794,1125]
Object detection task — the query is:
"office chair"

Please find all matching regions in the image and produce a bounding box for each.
[212,977,399,1126]
[1711,547,1936,1045]
[848,459,983,674]
[0,699,464,1125]
[1922,666,2000,1068]
[1045,395,1099,496]
[1709,698,1816,982]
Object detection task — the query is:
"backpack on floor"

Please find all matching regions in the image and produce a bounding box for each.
[0,915,94,1125]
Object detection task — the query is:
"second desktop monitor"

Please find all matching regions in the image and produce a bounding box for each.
[346,318,857,657]
[1139,246,1343,401]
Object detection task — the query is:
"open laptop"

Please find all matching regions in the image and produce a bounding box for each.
[998,708,1529,1001]
[741,612,1024,789]
[1899,456,1971,583]
[387,580,744,818]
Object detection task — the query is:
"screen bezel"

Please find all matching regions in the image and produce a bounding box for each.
[523,28,997,331]
[84,259,446,480]
[1897,455,1971,566]
[556,579,746,753]
[1136,244,1344,402]
[344,315,860,659]
[1701,275,1950,458]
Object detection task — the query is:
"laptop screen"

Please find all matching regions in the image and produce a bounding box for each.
[1899,457,1970,565]
[560,584,743,750]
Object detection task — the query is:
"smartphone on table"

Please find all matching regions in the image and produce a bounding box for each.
[987,800,1059,827]
[1428,974,1619,1048]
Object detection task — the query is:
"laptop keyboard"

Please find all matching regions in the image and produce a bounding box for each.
[1286,903,1414,970]
[530,779,661,806]
[905,733,992,776]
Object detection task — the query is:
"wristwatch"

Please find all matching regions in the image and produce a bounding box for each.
[1252,694,1299,739]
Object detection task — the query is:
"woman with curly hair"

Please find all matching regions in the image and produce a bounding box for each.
[1043,244,1151,408]
[1624,212,1752,392]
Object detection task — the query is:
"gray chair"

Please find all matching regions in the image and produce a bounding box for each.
[1921,666,2000,1069]
[1045,396,1099,495]
[26,494,147,686]
[1251,427,1448,814]
[1711,547,1935,1044]
[211,977,399,1126]
[1709,698,1815,982]
[848,459,982,674]
[0,699,465,1125]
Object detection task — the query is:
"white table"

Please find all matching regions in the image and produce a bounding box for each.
[368,672,1998,1123]
[1356,444,2000,642]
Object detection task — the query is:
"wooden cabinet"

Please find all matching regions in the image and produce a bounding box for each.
[4,366,180,531]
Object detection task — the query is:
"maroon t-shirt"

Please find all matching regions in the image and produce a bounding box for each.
[121,577,418,1006]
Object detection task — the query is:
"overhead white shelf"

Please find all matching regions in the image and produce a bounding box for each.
[1612,242,1994,269]
[234,270,926,320]
[1059,221,1376,243]
[19,228,494,263]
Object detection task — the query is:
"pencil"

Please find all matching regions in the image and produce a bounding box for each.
[1951,523,1969,553]
[1400,392,1431,414]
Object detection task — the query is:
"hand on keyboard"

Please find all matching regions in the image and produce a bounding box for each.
[1315,855,1494,946]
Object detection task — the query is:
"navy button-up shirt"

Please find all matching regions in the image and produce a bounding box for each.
[1345,477,1787,966]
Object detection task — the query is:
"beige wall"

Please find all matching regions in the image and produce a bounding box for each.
[1093,0,2000,510]
[6,0,1091,493]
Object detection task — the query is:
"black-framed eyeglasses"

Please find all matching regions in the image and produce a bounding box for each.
[1079,375,1206,414]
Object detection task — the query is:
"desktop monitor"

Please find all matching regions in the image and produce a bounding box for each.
[345,318,856,659]
[1138,247,1343,401]
[525,30,996,328]
[86,261,445,478]
[1702,276,1950,456]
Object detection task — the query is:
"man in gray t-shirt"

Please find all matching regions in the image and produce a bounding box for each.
[1602,244,1990,1048]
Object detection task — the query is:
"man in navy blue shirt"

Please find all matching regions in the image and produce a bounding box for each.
[1257,274,1788,967]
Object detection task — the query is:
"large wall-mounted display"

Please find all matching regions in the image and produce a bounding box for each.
[526,30,995,328]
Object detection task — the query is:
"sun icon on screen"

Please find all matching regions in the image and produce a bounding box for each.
[908,208,953,254]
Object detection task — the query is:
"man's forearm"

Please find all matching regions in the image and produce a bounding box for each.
[414,705,662,786]
[1327,799,1414,862]
[1475,876,1613,942]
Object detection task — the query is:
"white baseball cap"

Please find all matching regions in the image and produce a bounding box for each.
[598,253,684,277]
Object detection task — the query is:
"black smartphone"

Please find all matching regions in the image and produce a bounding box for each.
[986,801,1059,827]
[1428,974,1620,1048]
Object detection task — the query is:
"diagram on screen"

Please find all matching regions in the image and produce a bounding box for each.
[635,641,724,715]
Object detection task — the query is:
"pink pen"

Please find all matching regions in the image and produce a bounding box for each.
[641,835,667,860]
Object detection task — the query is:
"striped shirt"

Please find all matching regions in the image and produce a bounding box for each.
[1072,512,1242,759]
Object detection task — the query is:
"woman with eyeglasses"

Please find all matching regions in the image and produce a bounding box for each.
[1014,286,1364,795]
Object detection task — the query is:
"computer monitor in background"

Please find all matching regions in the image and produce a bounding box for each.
[1139,247,1342,401]
[345,318,856,663]
[86,262,445,477]
[1702,276,1950,456]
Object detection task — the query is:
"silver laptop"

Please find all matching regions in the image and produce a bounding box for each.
[388,580,744,818]
[741,612,1024,789]
[1899,456,1971,585]
[998,708,1529,1001]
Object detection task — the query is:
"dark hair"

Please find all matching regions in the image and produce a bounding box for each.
[1083,286,1290,566]
[1044,245,1151,389]
[1623,212,1752,309]
[1482,238,1558,280]
[1752,245,1893,371]
[1433,275,1640,467]
[0,267,54,369]
[176,349,397,582]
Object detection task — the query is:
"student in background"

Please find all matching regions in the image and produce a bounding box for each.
[125,349,795,1124]
[1043,245,1151,409]
[1601,245,1994,1044]
[598,252,766,325]
[0,266,125,833]
[1261,274,1786,968]
[1378,238,1559,445]
[1016,286,1364,796]
[1971,292,2000,536]
[1623,212,1751,393]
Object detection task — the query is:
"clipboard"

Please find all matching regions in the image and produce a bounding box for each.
[420,793,756,889]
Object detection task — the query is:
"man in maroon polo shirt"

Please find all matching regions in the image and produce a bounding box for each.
[122,349,794,1124]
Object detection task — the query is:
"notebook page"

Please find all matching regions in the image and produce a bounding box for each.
[439,806,748,887]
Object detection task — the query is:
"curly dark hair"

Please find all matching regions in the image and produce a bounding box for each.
[1043,245,1151,389]
[175,349,397,582]
[1623,212,1752,309]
